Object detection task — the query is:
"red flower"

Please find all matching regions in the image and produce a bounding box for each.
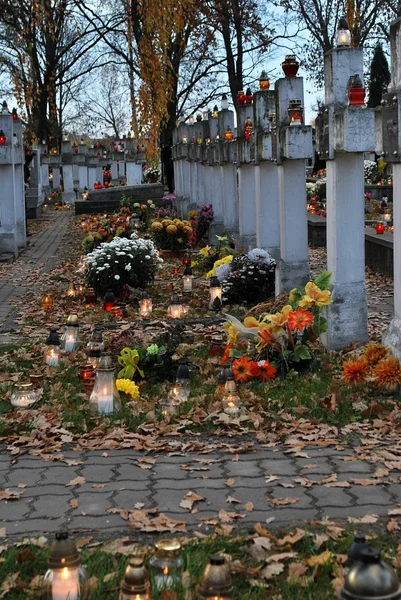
[287,308,314,332]
[232,356,253,382]
[249,361,261,378]
[258,361,277,381]
[222,344,233,365]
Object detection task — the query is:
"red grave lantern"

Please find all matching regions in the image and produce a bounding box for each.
[12,109,18,121]
[96,152,101,159]
[244,117,252,141]
[237,90,246,106]
[74,147,79,154]
[103,290,116,311]
[245,87,253,104]
[376,222,385,234]
[0,130,6,145]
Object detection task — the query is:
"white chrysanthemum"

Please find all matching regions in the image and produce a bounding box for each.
[114,274,120,280]
[247,248,275,265]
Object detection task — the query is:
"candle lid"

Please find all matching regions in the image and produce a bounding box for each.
[155,539,182,558]
[48,532,80,569]
[97,354,114,371]
[91,330,103,342]
[88,345,101,357]
[210,276,221,288]
[177,360,190,380]
[183,265,193,276]
[171,294,181,304]
[199,555,233,597]
[120,557,150,595]
[260,70,268,80]
[66,314,79,326]
[46,330,60,346]
[14,382,33,392]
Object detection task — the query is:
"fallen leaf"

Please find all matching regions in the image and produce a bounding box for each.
[304,549,332,567]
[287,562,308,582]
[0,489,23,500]
[260,562,284,580]
[225,478,235,487]
[69,499,78,509]
[66,476,86,487]
[348,514,379,524]
[179,491,204,511]
[226,496,241,504]
[244,502,254,512]
[270,498,299,506]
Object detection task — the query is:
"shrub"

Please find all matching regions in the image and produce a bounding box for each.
[85,234,162,296]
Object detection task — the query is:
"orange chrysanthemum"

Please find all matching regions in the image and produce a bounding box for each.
[287,308,314,332]
[373,356,401,387]
[258,361,277,381]
[232,356,254,383]
[342,359,369,385]
[362,343,389,367]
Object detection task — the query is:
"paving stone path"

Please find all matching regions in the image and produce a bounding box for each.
[0,210,73,338]
[0,211,398,540]
[0,445,399,539]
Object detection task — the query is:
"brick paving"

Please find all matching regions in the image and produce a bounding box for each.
[0,210,72,336]
[0,445,399,539]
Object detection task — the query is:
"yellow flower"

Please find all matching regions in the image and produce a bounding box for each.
[199,246,212,256]
[288,288,298,303]
[166,225,178,234]
[263,305,292,333]
[243,316,259,328]
[178,237,183,243]
[299,282,332,308]
[116,379,140,400]
[184,227,192,235]
[151,221,163,231]
[189,211,198,219]
[207,255,233,277]
[224,323,238,344]
[182,220,192,227]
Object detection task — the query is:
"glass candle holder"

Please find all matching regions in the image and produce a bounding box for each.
[168,383,188,404]
[169,295,183,319]
[183,266,193,293]
[120,557,151,600]
[336,17,351,47]
[89,355,121,415]
[103,290,116,312]
[88,330,104,352]
[209,276,222,310]
[222,391,240,415]
[41,294,54,309]
[79,364,96,382]
[110,305,123,319]
[64,315,79,352]
[259,70,270,90]
[88,345,101,369]
[149,540,184,592]
[139,297,152,317]
[11,382,37,408]
[67,283,76,298]
[42,532,89,600]
[199,555,233,599]
[288,99,304,125]
[45,330,61,367]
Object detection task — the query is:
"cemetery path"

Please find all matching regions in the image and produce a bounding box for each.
[0,214,398,539]
[0,443,399,539]
[0,210,73,340]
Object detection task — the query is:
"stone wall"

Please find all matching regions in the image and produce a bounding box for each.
[74,183,164,215]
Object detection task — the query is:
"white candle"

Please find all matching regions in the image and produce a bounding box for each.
[98,387,113,414]
[51,567,79,600]
[46,349,59,367]
[65,336,76,352]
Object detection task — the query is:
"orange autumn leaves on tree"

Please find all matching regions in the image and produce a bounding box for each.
[128,0,194,160]
[342,343,401,388]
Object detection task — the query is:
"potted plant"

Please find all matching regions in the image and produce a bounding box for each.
[151,218,192,255]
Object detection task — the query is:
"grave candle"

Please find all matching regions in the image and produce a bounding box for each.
[64,315,79,352]
[182,265,193,293]
[89,355,120,415]
[11,382,37,408]
[149,540,184,592]
[120,557,151,600]
[41,294,54,309]
[209,276,222,309]
[139,296,152,317]
[199,555,233,599]
[45,330,60,367]
[169,295,183,318]
[42,532,89,600]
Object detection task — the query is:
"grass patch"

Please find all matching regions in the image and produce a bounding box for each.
[0,528,400,599]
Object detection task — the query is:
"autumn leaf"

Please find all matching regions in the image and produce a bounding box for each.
[66,476,86,487]
[69,498,78,509]
[244,502,254,512]
[269,498,299,506]
[348,514,379,524]
[179,491,204,511]
[0,489,23,500]
[304,549,332,566]
[225,478,235,487]
[260,562,284,580]
[287,562,308,582]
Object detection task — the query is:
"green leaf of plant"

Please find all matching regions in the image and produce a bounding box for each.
[230,349,244,358]
[293,345,312,361]
[314,270,332,290]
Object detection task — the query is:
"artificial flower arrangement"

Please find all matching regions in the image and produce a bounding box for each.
[85,234,162,296]
[222,270,332,378]
[151,218,193,252]
[116,378,140,400]
[342,343,401,394]
[117,343,177,383]
[216,249,276,305]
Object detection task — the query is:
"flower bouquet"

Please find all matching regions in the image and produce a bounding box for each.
[342,343,401,395]
[222,271,332,376]
[143,165,161,183]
